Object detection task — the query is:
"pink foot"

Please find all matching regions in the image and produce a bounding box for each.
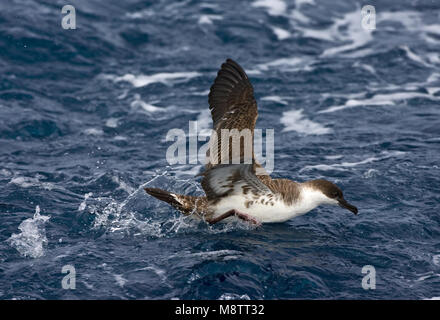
[206,209,261,226]
[235,212,261,226]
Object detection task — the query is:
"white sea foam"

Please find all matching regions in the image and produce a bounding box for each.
[363,169,379,178]
[117,89,128,100]
[130,94,164,113]
[139,266,168,282]
[433,254,440,266]
[289,8,371,54]
[319,71,440,113]
[113,135,128,141]
[401,45,434,68]
[125,9,154,19]
[84,128,104,136]
[427,87,440,95]
[320,10,373,57]
[290,9,440,59]
[169,249,242,263]
[319,91,440,113]
[9,176,54,190]
[290,9,310,24]
[112,176,135,194]
[377,11,440,44]
[415,271,439,282]
[422,24,440,43]
[252,0,286,16]
[295,0,315,5]
[218,293,251,300]
[353,62,376,75]
[427,73,440,83]
[300,151,405,172]
[184,249,242,259]
[271,26,291,40]
[261,95,289,105]
[114,274,127,287]
[426,53,440,65]
[78,192,93,211]
[0,168,12,177]
[257,56,306,71]
[324,155,343,160]
[200,3,218,9]
[191,89,210,96]
[198,14,222,25]
[378,11,420,29]
[109,72,201,88]
[7,206,50,258]
[281,109,331,135]
[173,165,203,178]
[105,118,119,128]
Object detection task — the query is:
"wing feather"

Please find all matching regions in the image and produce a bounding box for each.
[200,164,273,201]
[206,59,258,168]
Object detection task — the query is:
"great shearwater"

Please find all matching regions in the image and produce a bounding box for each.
[145,59,358,225]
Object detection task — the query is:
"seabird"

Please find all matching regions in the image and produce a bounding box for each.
[145,59,358,225]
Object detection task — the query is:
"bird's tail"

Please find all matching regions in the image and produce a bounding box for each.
[144,187,206,215]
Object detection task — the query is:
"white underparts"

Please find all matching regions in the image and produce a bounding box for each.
[212,186,338,223]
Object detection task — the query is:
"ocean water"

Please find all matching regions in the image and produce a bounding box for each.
[1,0,440,300]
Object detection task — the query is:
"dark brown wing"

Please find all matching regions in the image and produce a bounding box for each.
[200,164,273,202]
[208,59,257,129]
[206,59,259,170]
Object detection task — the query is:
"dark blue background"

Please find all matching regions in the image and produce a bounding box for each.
[0,0,439,299]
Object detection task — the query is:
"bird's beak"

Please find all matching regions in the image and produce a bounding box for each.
[338,198,358,215]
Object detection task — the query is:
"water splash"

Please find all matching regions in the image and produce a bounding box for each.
[7,206,50,258]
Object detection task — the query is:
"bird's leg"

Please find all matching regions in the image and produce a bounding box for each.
[235,211,261,226]
[206,209,236,224]
[206,209,260,226]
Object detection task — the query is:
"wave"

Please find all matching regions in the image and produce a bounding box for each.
[261,95,289,105]
[300,151,405,172]
[103,72,201,88]
[378,11,440,44]
[281,109,331,135]
[401,45,436,68]
[252,0,286,16]
[130,94,165,113]
[173,249,243,260]
[9,176,55,191]
[320,10,373,57]
[218,293,251,300]
[256,56,311,72]
[83,128,104,136]
[319,91,440,113]
[105,118,119,128]
[289,8,440,58]
[271,26,291,40]
[198,14,222,25]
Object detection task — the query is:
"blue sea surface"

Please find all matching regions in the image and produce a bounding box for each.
[1,0,440,299]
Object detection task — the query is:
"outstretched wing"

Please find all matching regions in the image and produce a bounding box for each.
[200,164,273,201]
[209,59,257,130]
[205,59,259,169]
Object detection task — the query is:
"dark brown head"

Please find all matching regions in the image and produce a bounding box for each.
[307,179,358,215]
